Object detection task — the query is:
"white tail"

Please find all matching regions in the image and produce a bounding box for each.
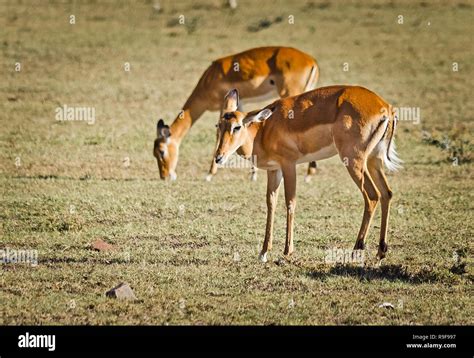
[304,65,318,92]
[384,115,403,172]
[385,141,403,172]
[369,114,403,173]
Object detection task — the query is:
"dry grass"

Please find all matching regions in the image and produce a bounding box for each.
[0,0,472,325]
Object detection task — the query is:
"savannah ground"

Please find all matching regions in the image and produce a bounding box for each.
[1,0,473,325]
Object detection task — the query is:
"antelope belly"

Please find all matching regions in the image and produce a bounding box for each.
[296,144,338,164]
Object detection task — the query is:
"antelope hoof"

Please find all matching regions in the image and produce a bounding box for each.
[376,250,386,262]
[250,173,257,182]
[353,240,366,250]
[258,252,268,263]
[205,174,213,182]
[376,242,388,263]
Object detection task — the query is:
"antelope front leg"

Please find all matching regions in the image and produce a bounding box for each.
[259,169,282,262]
[282,164,297,256]
[206,125,221,181]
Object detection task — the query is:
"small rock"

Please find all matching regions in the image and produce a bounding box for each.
[233,252,241,262]
[106,282,137,300]
[378,302,395,309]
[91,239,114,252]
[288,298,295,309]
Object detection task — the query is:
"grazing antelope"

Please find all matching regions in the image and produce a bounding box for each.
[153,46,319,181]
[214,86,401,262]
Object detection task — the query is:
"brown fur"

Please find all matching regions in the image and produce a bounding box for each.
[153,46,319,180]
[215,85,398,261]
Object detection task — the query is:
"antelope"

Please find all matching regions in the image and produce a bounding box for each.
[214,86,401,262]
[153,46,319,181]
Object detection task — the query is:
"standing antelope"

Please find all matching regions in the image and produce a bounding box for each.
[214,86,401,262]
[153,46,319,181]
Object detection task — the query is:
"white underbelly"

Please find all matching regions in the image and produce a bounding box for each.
[257,159,281,171]
[296,144,338,164]
[255,144,337,170]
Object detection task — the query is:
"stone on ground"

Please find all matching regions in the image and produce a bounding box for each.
[106,283,137,300]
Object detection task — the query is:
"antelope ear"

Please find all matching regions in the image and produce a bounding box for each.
[223,88,239,112]
[157,119,170,138]
[243,108,273,126]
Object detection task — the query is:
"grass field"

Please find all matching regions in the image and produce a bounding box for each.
[1,0,473,325]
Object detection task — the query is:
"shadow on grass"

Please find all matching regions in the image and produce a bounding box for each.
[307,264,441,284]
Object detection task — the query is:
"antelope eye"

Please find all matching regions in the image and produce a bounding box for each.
[233,126,241,133]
